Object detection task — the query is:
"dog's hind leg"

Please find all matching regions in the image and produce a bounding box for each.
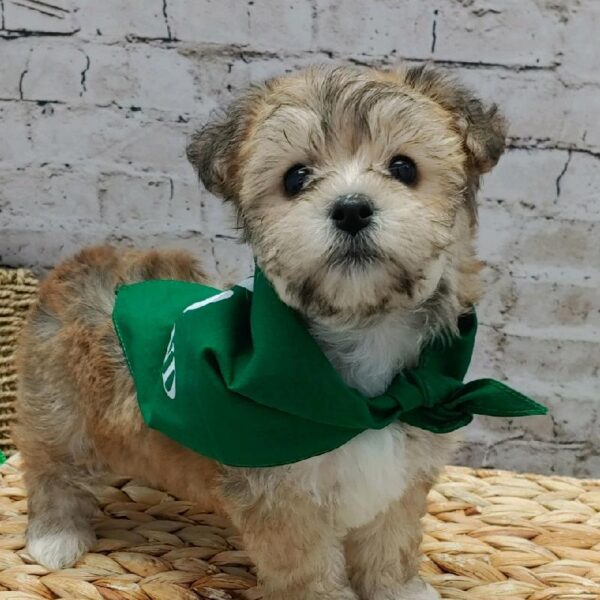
[15,387,101,570]
[14,307,102,570]
[21,453,99,570]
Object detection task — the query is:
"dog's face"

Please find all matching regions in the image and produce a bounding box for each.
[188,66,506,326]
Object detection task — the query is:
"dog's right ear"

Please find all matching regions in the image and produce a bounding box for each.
[403,65,507,175]
[186,88,262,200]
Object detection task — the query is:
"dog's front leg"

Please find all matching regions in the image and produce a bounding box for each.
[221,473,357,600]
[344,480,440,600]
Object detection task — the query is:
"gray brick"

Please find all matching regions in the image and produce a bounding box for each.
[21,42,88,103]
[456,438,596,478]
[98,172,202,231]
[502,334,599,385]
[432,0,562,67]
[3,0,78,34]
[313,0,429,57]
[469,439,595,477]
[169,0,311,50]
[508,279,600,330]
[0,103,34,163]
[0,167,100,221]
[167,0,251,45]
[77,0,169,40]
[83,43,197,113]
[555,152,600,222]
[481,148,568,213]
[28,104,192,174]
[482,149,600,222]
[314,0,561,66]
[457,68,599,153]
[1,228,110,271]
[197,189,240,237]
[476,204,519,263]
[559,1,600,85]
[249,1,313,51]
[211,235,253,286]
[0,40,32,100]
[515,219,600,271]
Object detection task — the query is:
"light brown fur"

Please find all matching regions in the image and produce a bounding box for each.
[16,64,506,599]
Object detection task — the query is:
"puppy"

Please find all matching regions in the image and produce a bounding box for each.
[15,64,506,600]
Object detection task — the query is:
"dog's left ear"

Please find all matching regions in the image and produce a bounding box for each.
[404,65,508,174]
[187,87,263,201]
[455,95,507,174]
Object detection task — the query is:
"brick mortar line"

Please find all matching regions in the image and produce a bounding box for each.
[0,161,195,184]
[508,141,600,159]
[0,33,567,72]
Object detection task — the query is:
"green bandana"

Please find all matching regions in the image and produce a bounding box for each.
[112,269,546,468]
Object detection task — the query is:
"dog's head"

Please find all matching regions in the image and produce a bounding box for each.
[188,65,506,327]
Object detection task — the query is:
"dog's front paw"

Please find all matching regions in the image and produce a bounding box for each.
[372,576,440,600]
[27,526,95,570]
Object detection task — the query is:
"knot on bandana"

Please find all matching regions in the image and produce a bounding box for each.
[113,269,547,467]
[398,376,546,433]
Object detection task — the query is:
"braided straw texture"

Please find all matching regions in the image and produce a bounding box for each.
[1,455,599,599]
[0,268,38,456]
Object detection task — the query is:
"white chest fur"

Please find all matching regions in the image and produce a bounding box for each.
[292,425,413,529]
[279,313,451,531]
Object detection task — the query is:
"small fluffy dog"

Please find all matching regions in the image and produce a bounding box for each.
[16,65,506,600]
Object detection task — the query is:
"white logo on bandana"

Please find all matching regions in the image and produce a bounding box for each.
[161,285,251,400]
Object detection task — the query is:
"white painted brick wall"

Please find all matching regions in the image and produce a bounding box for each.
[1,0,598,476]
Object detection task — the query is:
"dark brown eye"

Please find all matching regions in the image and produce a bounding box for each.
[389,155,417,185]
[283,164,311,197]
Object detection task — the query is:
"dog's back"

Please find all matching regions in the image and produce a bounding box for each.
[25,245,203,326]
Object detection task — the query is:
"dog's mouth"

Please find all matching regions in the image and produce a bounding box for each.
[327,233,383,269]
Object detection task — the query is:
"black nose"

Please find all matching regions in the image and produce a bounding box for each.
[331,194,374,236]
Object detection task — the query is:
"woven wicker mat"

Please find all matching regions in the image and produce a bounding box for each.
[0,268,38,456]
[1,454,599,599]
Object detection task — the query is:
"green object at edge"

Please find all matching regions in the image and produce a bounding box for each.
[112,269,547,468]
